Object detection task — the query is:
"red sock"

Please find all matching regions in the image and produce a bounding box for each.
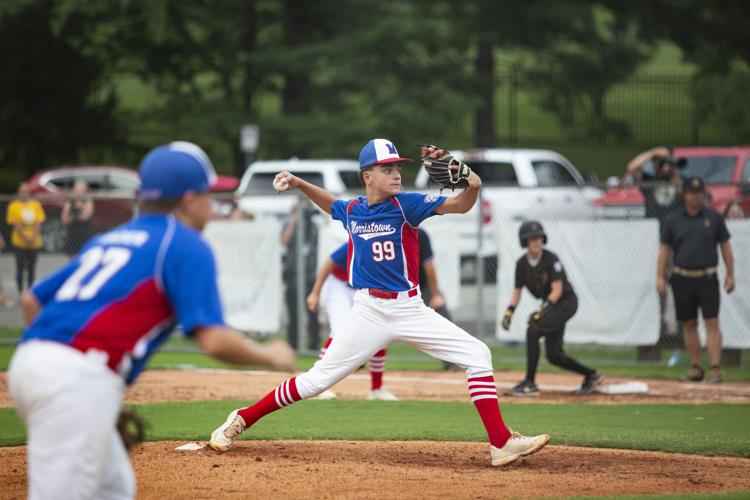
[238,376,301,428]
[319,337,333,360]
[369,349,387,390]
[468,375,511,448]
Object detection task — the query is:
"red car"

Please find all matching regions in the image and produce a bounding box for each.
[594,146,750,218]
[26,165,238,251]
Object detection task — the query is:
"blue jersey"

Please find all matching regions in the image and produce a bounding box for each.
[331,192,446,291]
[329,242,349,282]
[21,214,225,384]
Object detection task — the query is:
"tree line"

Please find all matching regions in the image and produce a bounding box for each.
[0,0,748,185]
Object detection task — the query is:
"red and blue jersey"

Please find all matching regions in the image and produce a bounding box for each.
[330,243,349,282]
[21,214,225,385]
[330,192,446,291]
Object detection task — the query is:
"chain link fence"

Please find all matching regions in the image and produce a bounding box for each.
[1,190,747,366]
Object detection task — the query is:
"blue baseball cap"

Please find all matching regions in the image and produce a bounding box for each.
[358,138,412,169]
[139,141,217,200]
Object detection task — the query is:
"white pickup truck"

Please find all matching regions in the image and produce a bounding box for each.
[414,148,602,279]
[235,158,361,219]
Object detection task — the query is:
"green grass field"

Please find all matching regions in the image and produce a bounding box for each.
[1,400,748,457]
[2,323,749,499]
[2,333,749,381]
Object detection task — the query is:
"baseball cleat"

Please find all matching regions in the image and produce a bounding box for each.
[367,387,399,401]
[314,389,338,400]
[575,372,604,395]
[490,431,550,466]
[506,380,540,397]
[680,365,705,382]
[706,365,724,384]
[209,409,246,452]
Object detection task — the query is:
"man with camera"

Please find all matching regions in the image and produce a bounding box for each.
[626,147,687,363]
[626,146,686,222]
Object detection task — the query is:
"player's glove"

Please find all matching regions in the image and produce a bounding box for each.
[528,300,552,326]
[117,407,145,452]
[501,305,515,331]
[420,143,471,190]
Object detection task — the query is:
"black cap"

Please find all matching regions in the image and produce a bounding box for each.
[684,176,705,192]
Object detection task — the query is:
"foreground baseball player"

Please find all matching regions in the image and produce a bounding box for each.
[8,142,295,500]
[307,242,397,400]
[501,221,602,397]
[210,139,550,466]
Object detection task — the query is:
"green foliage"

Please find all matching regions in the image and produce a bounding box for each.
[692,66,750,145]
[2,401,749,457]
[0,0,121,180]
[526,9,651,142]
[0,0,747,183]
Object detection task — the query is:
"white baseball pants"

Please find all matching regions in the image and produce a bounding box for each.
[320,276,356,339]
[296,289,492,398]
[8,341,135,500]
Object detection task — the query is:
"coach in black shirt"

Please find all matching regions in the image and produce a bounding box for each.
[658,177,735,383]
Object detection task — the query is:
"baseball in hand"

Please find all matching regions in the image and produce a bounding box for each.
[273,174,290,193]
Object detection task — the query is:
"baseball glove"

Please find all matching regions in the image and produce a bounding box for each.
[117,407,145,452]
[528,300,552,326]
[420,143,471,190]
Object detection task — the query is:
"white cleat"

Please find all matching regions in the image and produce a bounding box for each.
[490,431,550,466]
[314,389,338,400]
[367,387,399,401]
[208,409,246,453]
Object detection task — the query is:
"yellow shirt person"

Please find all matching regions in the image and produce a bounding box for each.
[6,194,45,250]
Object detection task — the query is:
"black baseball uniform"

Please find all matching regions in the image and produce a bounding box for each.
[514,249,595,382]
[661,207,731,321]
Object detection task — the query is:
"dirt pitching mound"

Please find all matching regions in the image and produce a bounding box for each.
[2,441,749,499]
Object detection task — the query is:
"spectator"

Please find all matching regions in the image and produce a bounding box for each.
[0,234,14,307]
[658,177,735,383]
[5,182,45,294]
[724,199,747,220]
[626,146,685,360]
[281,198,320,350]
[625,146,685,222]
[61,180,95,256]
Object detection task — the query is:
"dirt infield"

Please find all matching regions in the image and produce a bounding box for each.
[2,441,750,499]
[2,369,750,498]
[4,369,750,408]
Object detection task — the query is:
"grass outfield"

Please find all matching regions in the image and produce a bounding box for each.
[1,401,748,457]
[1,340,748,381]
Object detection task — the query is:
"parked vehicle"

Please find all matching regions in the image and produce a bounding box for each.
[415,148,601,269]
[594,146,750,218]
[235,159,361,219]
[26,165,238,251]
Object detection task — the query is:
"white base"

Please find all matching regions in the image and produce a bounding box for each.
[595,382,649,394]
[175,442,207,451]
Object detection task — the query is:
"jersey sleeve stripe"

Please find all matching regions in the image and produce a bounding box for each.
[154,216,177,293]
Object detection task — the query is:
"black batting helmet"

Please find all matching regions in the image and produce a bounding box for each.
[519,220,547,247]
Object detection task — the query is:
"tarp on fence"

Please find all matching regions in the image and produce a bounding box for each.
[204,219,282,333]
[495,219,750,348]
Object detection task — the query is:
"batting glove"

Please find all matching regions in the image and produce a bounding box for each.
[501,305,515,331]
